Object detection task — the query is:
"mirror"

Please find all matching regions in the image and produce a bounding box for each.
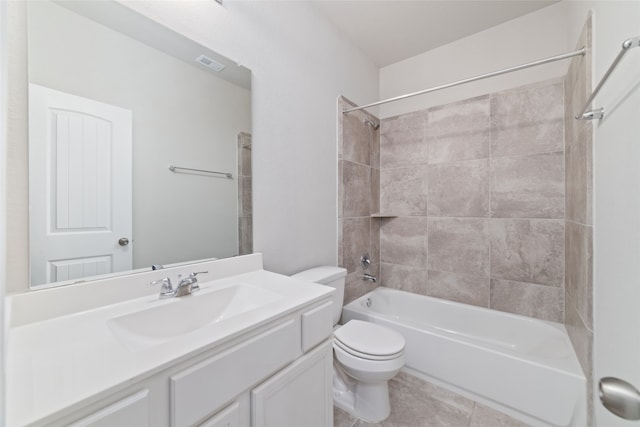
[27,0,252,288]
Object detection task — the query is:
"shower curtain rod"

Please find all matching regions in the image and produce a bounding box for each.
[575,36,640,120]
[343,47,586,114]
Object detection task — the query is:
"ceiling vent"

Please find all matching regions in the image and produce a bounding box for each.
[195,55,225,72]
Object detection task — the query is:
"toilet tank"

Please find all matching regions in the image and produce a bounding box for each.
[292,266,346,325]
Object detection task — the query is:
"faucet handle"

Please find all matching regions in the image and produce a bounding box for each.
[188,271,208,292]
[150,277,173,297]
[360,253,371,271]
[190,271,209,278]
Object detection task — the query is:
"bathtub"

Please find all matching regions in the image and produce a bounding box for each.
[342,287,586,427]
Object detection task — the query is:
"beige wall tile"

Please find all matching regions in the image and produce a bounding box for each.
[380,262,428,295]
[427,95,491,164]
[338,160,344,218]
[490,278,564,322]
[343,217,371,273]
[338,218,343,267]
[491,151,564,219]
[583,124,593,226]
[427,270,490,307]
[370,125,380,169]
[238,216,252,255]
[566,221,593,329]
[237,132,252,177]
[370,218,381,265]
[380,166,428,215]
[343,108,371,166]
[564,71,575,151]
[371,167,380,214]
[490,219,564,287]
[428,159,490,217]
[491,81,564,157]
[343,161,371,217]
[380,110,428,168]
[566,139,587,224]
[380,217,428,267]
[428,218,490,277]
[240,176,252,217]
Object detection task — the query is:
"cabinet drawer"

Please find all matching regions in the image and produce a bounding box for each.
[301,301,333,352]
[171,319,298,427]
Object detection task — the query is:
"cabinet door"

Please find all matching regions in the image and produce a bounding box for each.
[68,390,149,427]
[198,401,241,427]
[251,340,332,427]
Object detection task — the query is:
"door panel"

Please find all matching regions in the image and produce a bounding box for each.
[29,84,132,286]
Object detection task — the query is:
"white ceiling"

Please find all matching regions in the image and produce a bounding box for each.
[311,0,559,67]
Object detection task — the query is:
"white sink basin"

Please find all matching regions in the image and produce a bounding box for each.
[107,284,282,351]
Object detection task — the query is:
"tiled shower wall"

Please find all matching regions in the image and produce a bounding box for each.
[338,97,381,304]
[339,16,593,422]
[377,78,566,322]
[238,132,253,255]
[564,14,594,425]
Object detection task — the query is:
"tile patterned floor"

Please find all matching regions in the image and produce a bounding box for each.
[334,371,530,427]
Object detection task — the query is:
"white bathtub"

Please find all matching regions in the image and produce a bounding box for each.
[342,287,586,427]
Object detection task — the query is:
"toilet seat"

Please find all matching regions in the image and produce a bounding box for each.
[334,339,404,361]
[333,320,405,361]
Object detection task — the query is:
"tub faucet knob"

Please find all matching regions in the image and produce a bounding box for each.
[361,253,371,270]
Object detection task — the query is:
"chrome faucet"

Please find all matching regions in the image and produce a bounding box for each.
[360,253,377,282]
[363,273,377,283]
[149,271,208,299]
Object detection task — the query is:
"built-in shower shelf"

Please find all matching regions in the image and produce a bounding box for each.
[370,213,398,218]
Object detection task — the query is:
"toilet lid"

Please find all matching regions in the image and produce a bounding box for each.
[334,320,405,357]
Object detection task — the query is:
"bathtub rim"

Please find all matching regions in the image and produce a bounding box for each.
[343,287,583,373]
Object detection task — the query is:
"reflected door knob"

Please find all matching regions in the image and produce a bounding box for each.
[118,237,130,246]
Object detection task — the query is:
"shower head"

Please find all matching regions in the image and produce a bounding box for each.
[363,119,380,130]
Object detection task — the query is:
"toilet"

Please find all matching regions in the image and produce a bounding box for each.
[292,266,405,422]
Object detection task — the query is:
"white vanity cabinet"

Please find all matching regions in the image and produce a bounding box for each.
[252,340,333,427]
[43,299,334,427]
[6,256,336,427]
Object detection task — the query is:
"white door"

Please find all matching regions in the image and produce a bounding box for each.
[29,84,132,286]
[593,30,640,427]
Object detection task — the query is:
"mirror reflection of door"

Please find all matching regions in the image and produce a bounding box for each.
[29,84,132,286]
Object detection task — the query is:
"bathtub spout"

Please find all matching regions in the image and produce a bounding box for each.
[363,273,377,283]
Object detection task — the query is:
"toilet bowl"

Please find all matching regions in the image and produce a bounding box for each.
[291,267,405,422]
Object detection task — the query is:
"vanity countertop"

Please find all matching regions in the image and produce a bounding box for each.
[5,254,333,426]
